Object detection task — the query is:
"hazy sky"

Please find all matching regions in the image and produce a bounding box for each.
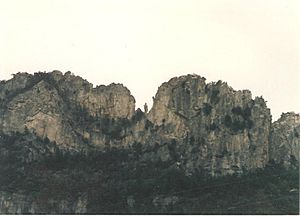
[0,0,299,120]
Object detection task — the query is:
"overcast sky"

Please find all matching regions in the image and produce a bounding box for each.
[0,0,299,120]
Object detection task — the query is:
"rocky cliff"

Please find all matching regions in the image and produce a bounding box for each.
[147,75,271,176]
[270,112,300,167]
[0,71,299,214]
[0,71,298,174]
[0,71,135,150]
[0,191,87,214]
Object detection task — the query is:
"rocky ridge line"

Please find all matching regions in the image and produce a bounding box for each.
[0,71,299,176]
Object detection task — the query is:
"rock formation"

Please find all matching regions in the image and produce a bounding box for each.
[0,71,298,175]
[270,112,300,167]
[0,191,87,214]
[147,75,271,176]
[0,71,136,149]
[0,71,299,214]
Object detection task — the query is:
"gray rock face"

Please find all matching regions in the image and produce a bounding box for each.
[1,72,298,176]
[147,75,271,176]
[0,71,299,214]
[0,191,87,214]
[0,71,136,149]
[270,112,300,166]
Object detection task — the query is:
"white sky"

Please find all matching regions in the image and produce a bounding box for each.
[0,0,299,120]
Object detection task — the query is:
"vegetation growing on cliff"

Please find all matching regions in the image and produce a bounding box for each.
[0,131,298,214]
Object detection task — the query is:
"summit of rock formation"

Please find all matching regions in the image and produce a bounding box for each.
[270,112,300,166]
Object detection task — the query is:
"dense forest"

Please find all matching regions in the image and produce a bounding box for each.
[0,131,298,214]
